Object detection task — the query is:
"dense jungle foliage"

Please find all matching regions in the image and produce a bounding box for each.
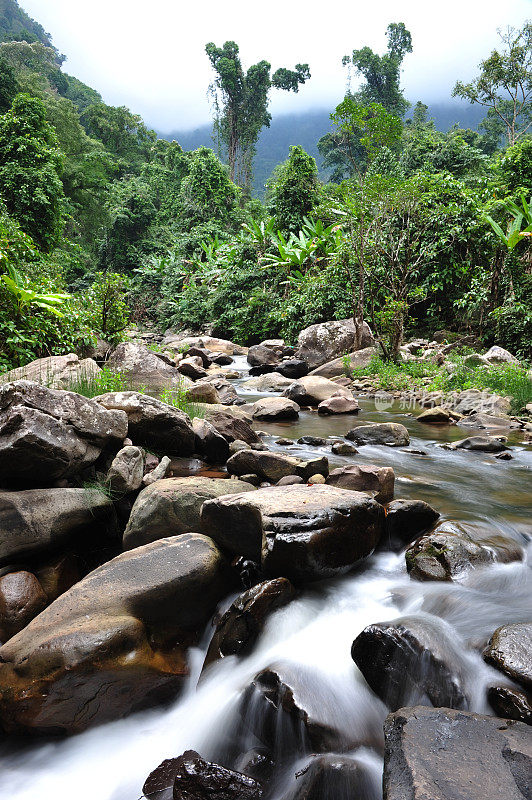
[0,0,531,374]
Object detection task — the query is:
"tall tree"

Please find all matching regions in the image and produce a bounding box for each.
[205,41,310,192]
[453,22,532,146]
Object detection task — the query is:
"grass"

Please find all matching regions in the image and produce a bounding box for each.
[348,355,532,413]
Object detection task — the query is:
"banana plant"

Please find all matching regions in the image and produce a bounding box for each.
[1,263,71,317]
[485,194,532,250]
[241,217,277,252]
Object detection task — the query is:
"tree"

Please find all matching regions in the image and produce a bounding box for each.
[0,58,18,112]
[344,22,412,117]
[267,145,319,234]
[205,41,310,192]
[0,93,64,251]
[177,146,240,226]
[453,23,532,146]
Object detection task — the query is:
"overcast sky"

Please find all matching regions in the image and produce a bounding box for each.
[18,0,532,132]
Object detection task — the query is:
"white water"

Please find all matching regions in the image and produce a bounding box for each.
[0,357,531,799]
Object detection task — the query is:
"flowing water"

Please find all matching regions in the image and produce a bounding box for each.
[0,357,531,799]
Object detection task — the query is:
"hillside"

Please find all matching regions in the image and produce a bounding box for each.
[0,0,59,56]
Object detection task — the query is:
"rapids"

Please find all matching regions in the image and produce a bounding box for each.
[0,356,530,800]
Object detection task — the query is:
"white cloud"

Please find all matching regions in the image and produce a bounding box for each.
[19,0,532,131]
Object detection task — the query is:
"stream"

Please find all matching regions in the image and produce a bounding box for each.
[0,355,530,800]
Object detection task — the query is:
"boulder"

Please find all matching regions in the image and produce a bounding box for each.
[202,377,239,405]
[251,397,300,421]
[192,417,230,463]
[318,396,360,415]
[279,754,378,800]
[95,391,195,455]
[457,412,521,431]
[0,488,115,566]
[483,623,532,690]
[276,359,308,379]
[295,319,374,369]
[284,376,354,406]
[186,346,212,368]
[247,344,280,369]
[417,406,456,425]
[226,450,328,484]
[405,525,494,581]
[331,441,358,455]
[177,356,207,381]
[203,578,296,669]
[452,435,508,453]
[352,616,469,711]
[106,445,145,495]
[0,571,48,641]
[452,389,512,417]
[143,750,263,800]
[297,435,326,446]
[277,475,304,486]
[346,422,410,447]
[383,705,532,800]
[485,345,519,364]
[202,410,261,445]
[34,553,80,603]
[242,373,295,392]
[383,499,440,548]
[0,353,100,390]
[0,381,127,487]
[107,342,188,390]
[0,534,233,734]
[487,686,532,725]
[202,484,384,583]
[185,381,221,404]
[326,464,394,503]
[123,476,255,550]
[309,346,378,378]
[163,334,245,356]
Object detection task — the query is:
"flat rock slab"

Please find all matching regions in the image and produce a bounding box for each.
[201,483,384,583]
[0,534,232,734]
[383,706,532,800]
[123,476,255,550]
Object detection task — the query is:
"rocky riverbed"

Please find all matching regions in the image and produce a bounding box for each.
[0,323,530,800]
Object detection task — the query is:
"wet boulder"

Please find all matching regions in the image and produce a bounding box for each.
[351,615,469,711]
[488,686,532,725]
[203,578,296,669]
[295,319,374,369]
[177,356,208,381]
[34,552,80,603]
[326,464,394,503]
[483,623,532,690]
[107,342,187,390]
[192,418,230,463]
[405,525,494,581]
[143,750,263,800]
[95,391,195,455]
[318,395,360,415]
[331,441,358,455]
[251,397,300,421]
[383,499,440,549]
[0,571,48,641]
[123,476,255,550]
[106,445,145,495]
[279,754,379,800]
[0,488,115,566]
[346,422,410,447]
[202,484,384,583]
[226,450,328,484]
[0,534,233,734]
[0,381,127,487]
[284,376,354,406]
[383,706,532,800]
[247,344,281,369]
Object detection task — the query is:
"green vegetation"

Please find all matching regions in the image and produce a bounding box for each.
[0,1,530,398]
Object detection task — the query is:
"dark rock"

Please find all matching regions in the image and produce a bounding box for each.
[235,749,274,784]
[178,356,208,381]
[405,525,493,581]
[351,616,469,711]
[326,464,394,503]
[453,435,508,453]
[346,422,410,447]
[297,436,326,446]
[202,484,384,583]
[275,438,294,446]
[483,623,532,690]
[143,750,263,800]
[186,346,212,367]
[383,499,440,549]
[226,450,328,484]
[35,553,80,603]
[205,410,261,445]
[0,381,127,487]
[210,352,234,365]
[123,476,255,550]
[193,418,230,463]
[277,359,308,379]
[203,578,296,669]
[0,534,233,734]
[0,571,47,641]
[488,686,532,725]
[279,754,378,800]
[95,391,195,456]
[204,378,239,405]
[383,705,532,800]
[248,344,280,369]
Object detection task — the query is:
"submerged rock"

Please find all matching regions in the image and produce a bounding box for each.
[351,615,469,711]
[405,525,494,581]
[203,578,296,670]
[383,706,532,800]
[202,484,384,583]
[0,534,233,734]
[452,435,508,453]
[346,422,410,447]
[483,623,532,690]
